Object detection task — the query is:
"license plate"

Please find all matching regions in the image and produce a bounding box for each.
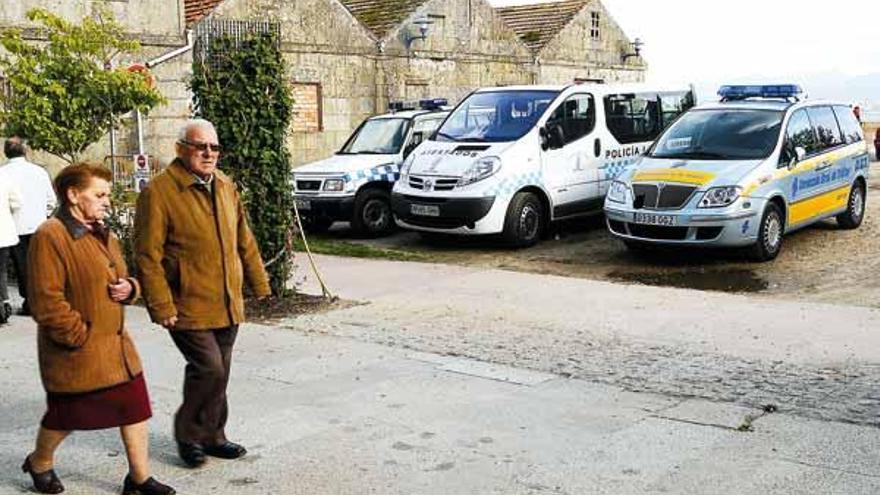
[295,198,311,211]
[411,204,440,217]
[633,212,675,226]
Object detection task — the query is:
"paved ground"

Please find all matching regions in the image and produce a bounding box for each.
[1,252,880,494]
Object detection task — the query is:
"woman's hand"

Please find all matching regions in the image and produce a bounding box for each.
[108,279,133,303]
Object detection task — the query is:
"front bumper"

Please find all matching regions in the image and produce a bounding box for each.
[294,194,356,221]
[604,202,761,247]
[392,192,496,232]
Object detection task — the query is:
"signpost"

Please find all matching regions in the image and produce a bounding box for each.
[133,153,150,192]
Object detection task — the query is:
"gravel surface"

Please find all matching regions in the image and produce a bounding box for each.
[332,161,880,308]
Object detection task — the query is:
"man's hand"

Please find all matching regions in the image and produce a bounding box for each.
[161,316,178,329]
[108,279,133,303]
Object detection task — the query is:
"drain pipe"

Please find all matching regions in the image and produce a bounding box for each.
[146,29,194,69]
[132,29,194,159]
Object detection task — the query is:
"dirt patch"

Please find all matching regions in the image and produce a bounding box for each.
[316,162,880,308]
[245,293,357,324]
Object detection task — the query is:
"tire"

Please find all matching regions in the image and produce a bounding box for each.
[747,202,784,262]
[501,192,544,248]
[351,189,394,237]
[836,182,865,230]
[300,215,334,234]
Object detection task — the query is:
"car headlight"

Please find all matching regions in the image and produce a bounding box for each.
[323,179,344,192]
[699,186,741,208]
[399,154,416,179]
[458,156,502,187]
[607,180,630,204]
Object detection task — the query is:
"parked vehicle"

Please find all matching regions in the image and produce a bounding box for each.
[874,127,879,160]
[391,83,694,247]
[292,99,450,236]
[604,84,871,261]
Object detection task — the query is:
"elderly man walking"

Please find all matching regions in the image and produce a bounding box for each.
[134,119,271,468]
[0,137,56,316]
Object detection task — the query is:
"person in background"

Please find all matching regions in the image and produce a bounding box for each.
[23,163,174,495]
[0,137,57,315]
[0,179,21,324]
[134,119,271,468]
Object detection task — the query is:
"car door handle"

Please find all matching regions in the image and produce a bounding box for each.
[815,161,833,171]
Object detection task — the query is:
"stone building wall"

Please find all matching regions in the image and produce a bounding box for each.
[1,0,648,170]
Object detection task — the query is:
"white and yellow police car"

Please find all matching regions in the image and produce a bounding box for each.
[604,85,871,261]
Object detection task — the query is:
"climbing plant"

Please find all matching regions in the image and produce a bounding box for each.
[190,31,295,295]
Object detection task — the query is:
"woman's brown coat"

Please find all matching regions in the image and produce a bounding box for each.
[133,160,271,330]
[28,214,142,394]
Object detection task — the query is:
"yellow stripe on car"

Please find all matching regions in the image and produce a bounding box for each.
[788,185,849,225]
[632,169,716,185]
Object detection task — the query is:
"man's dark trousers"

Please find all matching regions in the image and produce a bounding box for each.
[169,325,238,446]
[11,234,31,308]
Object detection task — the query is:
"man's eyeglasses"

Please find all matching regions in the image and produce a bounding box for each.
[179,140,222,153]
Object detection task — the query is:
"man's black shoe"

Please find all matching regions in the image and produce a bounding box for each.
[204,441,247,459]
[177,442,206,468]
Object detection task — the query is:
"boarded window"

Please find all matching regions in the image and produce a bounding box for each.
[291,82,322,133]
[590,12,600,40]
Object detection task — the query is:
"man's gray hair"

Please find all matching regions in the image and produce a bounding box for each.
[177,119,217,141]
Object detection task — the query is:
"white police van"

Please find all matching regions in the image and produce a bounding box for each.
[604,85,871,261]
[292,99,450,236]
[391,83,694,247]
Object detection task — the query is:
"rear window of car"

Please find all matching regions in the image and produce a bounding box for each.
[831,105,863,145]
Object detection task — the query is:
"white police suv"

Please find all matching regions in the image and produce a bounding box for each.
[292,99,449,236]
[604,85,871,261]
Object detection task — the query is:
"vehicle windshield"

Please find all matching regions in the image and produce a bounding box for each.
[433,90,559,143]
[649,109,784,160]
[340,118,410,154]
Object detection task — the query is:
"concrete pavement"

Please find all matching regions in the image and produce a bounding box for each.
[0,254,878,493]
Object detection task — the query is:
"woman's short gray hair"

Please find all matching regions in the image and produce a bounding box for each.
[178,119,217,141]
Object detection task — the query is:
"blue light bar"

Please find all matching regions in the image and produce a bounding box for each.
[718,84,803,100]
[419,98,448,110]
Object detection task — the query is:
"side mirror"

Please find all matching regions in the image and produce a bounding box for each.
[548,124,565,149]
[404,132,424,158]
[787,146,805,169]
[539,126,550,151]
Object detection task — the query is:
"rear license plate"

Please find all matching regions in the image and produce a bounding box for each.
[295,198,311,211]
[411,204,440,217]
[633,212,675,226]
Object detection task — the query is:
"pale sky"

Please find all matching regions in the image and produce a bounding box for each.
[488,0,880,104]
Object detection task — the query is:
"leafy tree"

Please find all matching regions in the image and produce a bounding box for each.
[0,8,164,163]
[191,32,295,295]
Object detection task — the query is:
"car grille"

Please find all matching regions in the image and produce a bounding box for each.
[632,184,696,209]
[296,180,321,192]
[409,175,459,191]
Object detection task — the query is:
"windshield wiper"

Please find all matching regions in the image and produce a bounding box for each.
[457,137,487,142]
[654,151,728,160]
[435,132,459,142]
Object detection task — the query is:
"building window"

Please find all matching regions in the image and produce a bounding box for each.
[590,12,600,40]
[291,82,322,133]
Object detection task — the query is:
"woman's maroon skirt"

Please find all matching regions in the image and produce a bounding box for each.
[41,374,152,431]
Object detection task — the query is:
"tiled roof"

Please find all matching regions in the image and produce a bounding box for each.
[496,0,591,53]
[184,0,224,27]
[337,0,431,39]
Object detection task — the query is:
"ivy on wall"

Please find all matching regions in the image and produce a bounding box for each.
[190,32,295,295]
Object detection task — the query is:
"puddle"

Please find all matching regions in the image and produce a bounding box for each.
[607,268,769,293]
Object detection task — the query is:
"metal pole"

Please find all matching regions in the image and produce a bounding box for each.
[136,109,144,155]
[109,125,117,182]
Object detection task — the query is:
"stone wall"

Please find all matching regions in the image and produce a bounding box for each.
[1,0,648,171]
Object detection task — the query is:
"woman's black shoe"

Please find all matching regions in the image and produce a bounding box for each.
[21,455,64,494]
[122,474,176,495]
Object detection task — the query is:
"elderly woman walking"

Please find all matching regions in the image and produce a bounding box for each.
[22,163,174,495]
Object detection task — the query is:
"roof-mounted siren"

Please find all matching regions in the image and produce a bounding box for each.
[718,84,804,102]
[419,98,448,111]
[388,100,417,113]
